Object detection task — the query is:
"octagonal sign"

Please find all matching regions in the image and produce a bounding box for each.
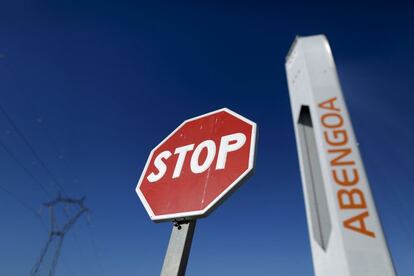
[136,108,257,222]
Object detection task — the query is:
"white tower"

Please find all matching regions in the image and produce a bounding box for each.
[285,35,396,276]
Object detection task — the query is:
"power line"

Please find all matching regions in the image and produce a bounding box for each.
[0,103,66,195]
[0,183,47,230]
[85,214,106,276]
[1,58,104,275]
[0,102,103,274]
[11,112,105,274]
[0,138,51,197]
[0,103,85,273]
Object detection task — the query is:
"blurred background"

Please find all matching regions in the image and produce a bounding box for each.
[0,1,413,275]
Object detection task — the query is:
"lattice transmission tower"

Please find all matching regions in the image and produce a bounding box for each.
[31,195,89,276]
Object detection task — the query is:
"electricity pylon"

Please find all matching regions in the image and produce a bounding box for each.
[31,195,89,276]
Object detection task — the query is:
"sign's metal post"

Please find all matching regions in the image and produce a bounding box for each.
[161,220,196,276]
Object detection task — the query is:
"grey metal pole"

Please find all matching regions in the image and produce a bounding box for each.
[160,220,196,276]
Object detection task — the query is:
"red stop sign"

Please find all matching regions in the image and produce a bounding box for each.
[136,108,257,221]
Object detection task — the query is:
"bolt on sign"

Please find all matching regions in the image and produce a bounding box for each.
[136,108,257,222]
[285,35,396,276]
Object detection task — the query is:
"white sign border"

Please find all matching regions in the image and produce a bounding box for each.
[135,107,257,222]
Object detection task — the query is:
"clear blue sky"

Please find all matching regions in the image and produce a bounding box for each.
[0,1,413,275]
